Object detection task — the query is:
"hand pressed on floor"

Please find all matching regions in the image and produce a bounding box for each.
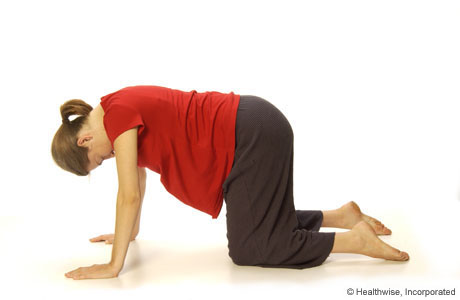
[65,263,119,280]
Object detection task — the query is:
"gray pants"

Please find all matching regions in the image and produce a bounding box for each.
[222,95,336,269]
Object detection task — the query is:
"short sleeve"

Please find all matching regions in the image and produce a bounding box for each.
[102,103,145,148]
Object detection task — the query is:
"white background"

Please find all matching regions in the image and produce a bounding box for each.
[0,0,459,299]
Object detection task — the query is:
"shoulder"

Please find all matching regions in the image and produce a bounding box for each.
[101,85,169,102]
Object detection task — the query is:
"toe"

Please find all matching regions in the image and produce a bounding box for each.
[373,218,382,225]
[374,224,392,235]
[378,225,392,235]
[400,251,410,261]
[375,225,384,233]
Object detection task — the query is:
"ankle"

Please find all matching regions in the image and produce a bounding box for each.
[350,226,366,253]
[331,230,359,253]
[322,208,345,228]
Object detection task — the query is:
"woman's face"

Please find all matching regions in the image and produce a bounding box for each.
[77,132,115,173]
[76,107,115,173]
[86,140,115,172]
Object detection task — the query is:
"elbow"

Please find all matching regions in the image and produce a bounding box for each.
[117,192,141,205]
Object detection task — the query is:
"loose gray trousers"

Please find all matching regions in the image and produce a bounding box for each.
[222,95,335,269]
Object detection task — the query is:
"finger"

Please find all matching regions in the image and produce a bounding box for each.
[90,236,103,242]
[65,268,81,278]
[66,267,79,275]
[71,267,95,280]
[90,235,110,242]
[68,273,80,279]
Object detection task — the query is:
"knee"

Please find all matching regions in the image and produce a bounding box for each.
[228,243,279,266]
[227,244,259,266]
[228,248,252,266]
[228,246,281,267]
[229,253,249,266]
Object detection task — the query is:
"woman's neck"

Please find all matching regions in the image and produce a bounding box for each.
[87,104,111,147]
[87,104,104,131]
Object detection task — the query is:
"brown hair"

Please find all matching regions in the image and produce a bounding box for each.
[51,99,93,176]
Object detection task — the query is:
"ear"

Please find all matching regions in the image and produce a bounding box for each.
[77,135,93,148]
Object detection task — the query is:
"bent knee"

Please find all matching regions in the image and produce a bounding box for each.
[228,244,261,266]
[228,250,256,266]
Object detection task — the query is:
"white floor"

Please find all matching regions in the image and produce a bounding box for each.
[1,200,459,300]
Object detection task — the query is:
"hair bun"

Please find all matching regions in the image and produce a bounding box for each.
[60,99,93,125]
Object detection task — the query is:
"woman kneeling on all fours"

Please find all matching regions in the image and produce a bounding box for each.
[51,85,409,280]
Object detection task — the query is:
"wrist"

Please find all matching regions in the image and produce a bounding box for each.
[109,260,123,273]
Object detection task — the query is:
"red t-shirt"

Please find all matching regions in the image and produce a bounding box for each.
[100,85,240,218]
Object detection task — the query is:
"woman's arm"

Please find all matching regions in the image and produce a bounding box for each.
[89,167,146,244]
[109,127,142,272]
[65,127,141,280]
[131,167,146,239]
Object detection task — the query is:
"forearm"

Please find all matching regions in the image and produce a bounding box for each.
[132,168,146,237]
[110,196,141,271]
[131,194,143,237]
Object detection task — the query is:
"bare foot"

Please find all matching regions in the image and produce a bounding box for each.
[340,201,392,235]
[351,221,409,261]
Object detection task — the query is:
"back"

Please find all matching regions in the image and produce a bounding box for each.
[101,85,240,218]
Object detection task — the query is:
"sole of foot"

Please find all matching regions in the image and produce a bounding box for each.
[352,221,409,261]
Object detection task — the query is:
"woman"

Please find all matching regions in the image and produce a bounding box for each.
[51,85,409,280]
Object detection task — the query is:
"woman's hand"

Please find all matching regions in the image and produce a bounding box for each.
[90,233,136,244]
[65,263,119,280]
